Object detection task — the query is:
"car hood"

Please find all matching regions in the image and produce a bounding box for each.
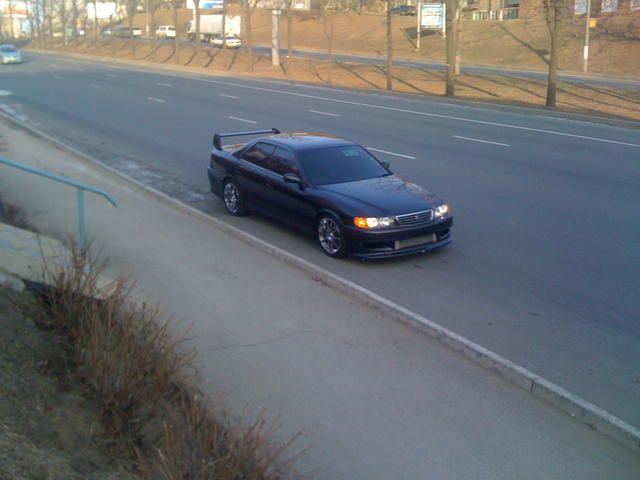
[316,175,442,217]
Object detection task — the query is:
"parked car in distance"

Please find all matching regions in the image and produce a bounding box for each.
[208,129,453,259]
[112,25,142,38]
[390,5,417,15]
[0,44,22,64]
[156,25,176,39]
[211,34,242,48]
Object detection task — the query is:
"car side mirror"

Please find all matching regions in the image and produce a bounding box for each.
[283,173,304,189]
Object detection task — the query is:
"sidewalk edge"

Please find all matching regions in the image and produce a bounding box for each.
[2,110,639,456]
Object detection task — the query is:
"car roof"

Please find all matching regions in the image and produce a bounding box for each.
[260,133,355,152]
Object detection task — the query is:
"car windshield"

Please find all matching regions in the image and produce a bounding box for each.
[1,46,17,52]
[299,145,389,186]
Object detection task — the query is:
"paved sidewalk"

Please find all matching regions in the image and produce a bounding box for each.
[0,118,638,479]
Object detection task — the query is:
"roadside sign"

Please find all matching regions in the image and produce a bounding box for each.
[420,3,446,30]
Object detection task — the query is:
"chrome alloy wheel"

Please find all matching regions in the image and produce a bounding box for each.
[318,216,343,256]
[223,181,241,214]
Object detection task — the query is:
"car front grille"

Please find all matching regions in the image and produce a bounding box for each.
[395,209,434,227]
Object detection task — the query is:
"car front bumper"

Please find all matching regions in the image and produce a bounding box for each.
[2,56,21,64]
[344,217,453,259]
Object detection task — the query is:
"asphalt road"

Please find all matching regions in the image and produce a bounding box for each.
[1,51,639,430]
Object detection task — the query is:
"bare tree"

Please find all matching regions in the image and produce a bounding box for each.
[193,0,201,55]
[8,0,15,39]
[243,0,260,72]
[71,0,80,45]
[171,0,180,64]
[543,0,571,107]
[321,0,339,84]
[385,0,392,90]
[445,0,462,97]
[284,0,293,58]
[91,0,99,39]
[58,0,68,44]
[125,0,137,53]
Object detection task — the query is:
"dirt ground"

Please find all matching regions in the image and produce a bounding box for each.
[0,288,139,480]
[138,7,640,77]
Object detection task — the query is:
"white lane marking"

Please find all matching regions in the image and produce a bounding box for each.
[453,135,510,147]
[228,116,257,124]
[147,96,166,104]
[89,83,103,89]
[157,82,173,87]
[40,53,638,149]
[309,109,340,117]
[367,147,416,160]
[48,63,59,67]
[105,73,119,78]
[193,78,640,149]
[0,90,13,96]
[219,94,239,99]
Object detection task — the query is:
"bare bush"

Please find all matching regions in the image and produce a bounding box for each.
[25,242,301,479]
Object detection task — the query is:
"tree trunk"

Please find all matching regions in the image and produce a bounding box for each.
[454,7,462,75]
[445,0,459,97]
[246,4,254,72]
[9,0,15,39]
[93,0,98,40]
[286,5,292,58]
[222,3,227,51]
[546,26,559,107]
[173,5,179,64]
[194,1,201,56]
[386,0,393,91]
[48,0,54,43]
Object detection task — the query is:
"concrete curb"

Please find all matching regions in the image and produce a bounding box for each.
[2,110,639,456]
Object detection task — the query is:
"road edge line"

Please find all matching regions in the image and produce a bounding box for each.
[2,110,638,456]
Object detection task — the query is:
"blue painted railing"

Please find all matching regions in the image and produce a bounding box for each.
[0,156,118,249]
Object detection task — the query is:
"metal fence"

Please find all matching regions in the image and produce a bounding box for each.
[0,156,118,249]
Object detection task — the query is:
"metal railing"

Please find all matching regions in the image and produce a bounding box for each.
[0,156,118,249]
[472,7,519,21]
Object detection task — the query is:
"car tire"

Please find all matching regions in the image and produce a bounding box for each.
[317,214,346,258]
[223,179,246,216]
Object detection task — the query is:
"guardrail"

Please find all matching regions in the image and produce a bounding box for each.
[0,156,118,249]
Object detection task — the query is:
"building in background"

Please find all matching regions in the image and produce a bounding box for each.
[0,0,30,38]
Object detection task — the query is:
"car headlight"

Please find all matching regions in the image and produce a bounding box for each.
[434,204,450,219]
[353,216,395,229]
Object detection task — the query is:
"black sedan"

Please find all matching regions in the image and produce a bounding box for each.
[207,129,453,259]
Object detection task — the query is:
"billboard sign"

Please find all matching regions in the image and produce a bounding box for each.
[86,2,117,19]
[0,0,29,16]
[420,3,445,30]
[186,0,224,9]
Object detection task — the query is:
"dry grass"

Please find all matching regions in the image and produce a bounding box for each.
[0,194,38,233]
[22,242,301,479]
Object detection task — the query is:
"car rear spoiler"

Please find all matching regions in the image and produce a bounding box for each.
[212,128,280,151]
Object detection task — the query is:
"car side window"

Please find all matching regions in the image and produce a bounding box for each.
[272,147,299,176]
[241,143,275,169]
